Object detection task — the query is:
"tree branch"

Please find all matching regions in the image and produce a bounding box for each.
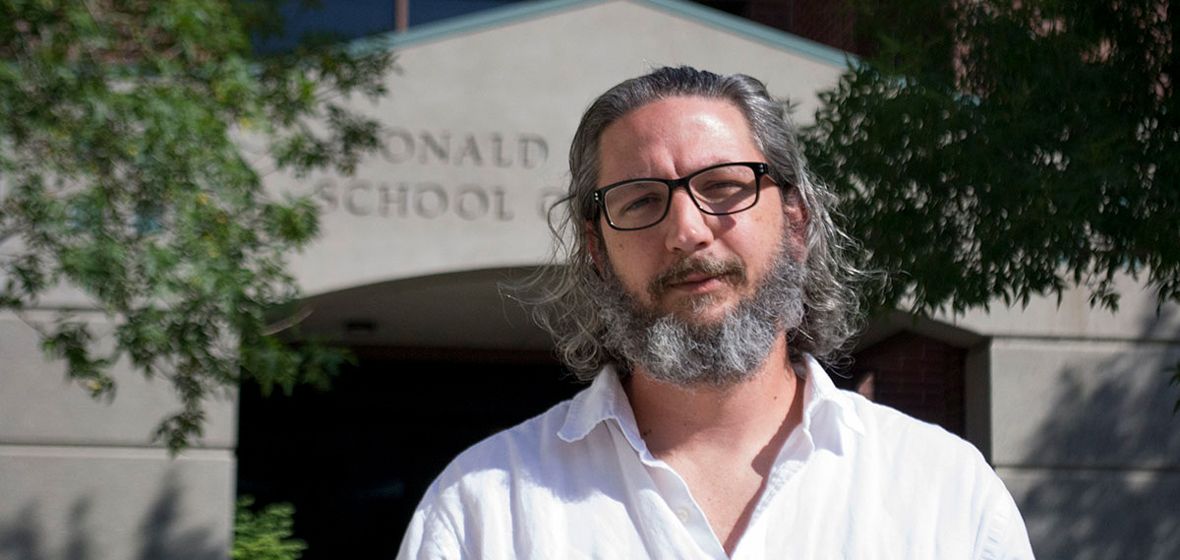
[262,305,313,336]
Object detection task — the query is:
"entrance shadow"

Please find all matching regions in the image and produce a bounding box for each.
[237,347,581,559]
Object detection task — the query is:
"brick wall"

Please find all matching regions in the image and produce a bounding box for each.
[849,332,967,436]
[695,0,860,53]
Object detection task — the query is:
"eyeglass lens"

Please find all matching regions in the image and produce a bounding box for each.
[603,163,760,229]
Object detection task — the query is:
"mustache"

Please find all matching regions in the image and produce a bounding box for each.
[648,256,747,299]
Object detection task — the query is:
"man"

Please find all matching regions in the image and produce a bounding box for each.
[398,67,1034,559]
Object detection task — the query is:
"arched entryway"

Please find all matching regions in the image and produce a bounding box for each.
[236,268,582,559]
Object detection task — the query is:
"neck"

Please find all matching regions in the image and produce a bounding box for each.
[625,336,804,457]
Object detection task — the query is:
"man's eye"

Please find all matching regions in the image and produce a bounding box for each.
[620,194,660,214]
[698,181,746,199]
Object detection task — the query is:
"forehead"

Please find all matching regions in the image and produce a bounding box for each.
[596,96,762,184]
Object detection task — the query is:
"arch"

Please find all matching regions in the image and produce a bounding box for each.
[290,266,553,351]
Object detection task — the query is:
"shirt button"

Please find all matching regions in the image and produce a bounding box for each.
[675,507,690,523]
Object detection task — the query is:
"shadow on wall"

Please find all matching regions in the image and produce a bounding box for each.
[0,471,223,560]
[1017,326,1180,560]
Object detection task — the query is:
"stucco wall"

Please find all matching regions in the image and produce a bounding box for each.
[937,275,1180,559]
[990,338,1180,559]
[0,312,236,559]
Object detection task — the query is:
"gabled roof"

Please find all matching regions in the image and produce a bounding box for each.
[351,0,854,68]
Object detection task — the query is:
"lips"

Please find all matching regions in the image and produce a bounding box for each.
[674,274,716,284]
[668,273,723,291]
[649,257,746,299]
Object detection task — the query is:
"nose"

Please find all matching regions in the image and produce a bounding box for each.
[662,188,714,253]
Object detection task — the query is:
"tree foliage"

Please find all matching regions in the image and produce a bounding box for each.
[804,0,1178,317]
[233,496,306,560]
[0,0,391,450]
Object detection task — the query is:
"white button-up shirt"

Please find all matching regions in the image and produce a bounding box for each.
[398,356,1034,559]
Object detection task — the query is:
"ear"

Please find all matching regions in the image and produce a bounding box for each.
[585,220,607,277]
[782,186,809,257]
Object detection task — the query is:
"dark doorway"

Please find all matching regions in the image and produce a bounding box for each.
[236,347,581,559]
[838,332,967,436]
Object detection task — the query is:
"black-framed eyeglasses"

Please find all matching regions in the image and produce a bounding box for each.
[591,162,774,231]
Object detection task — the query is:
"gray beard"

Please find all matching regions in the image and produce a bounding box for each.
[589,242,805,387]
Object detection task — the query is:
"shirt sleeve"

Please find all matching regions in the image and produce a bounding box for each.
[975,472,1036,560]
[396,485,464,560]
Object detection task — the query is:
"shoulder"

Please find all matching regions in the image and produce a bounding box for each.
[837,392,1033,558]
[843,389,987,470]
[397,399,577,559]
[835,390,1006,516]
[801,355,986,472]
[434,398,575,493]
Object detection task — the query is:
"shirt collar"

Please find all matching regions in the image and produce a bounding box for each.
[797,354,866,453]
[556,355,865,452]
[557,364,645,449]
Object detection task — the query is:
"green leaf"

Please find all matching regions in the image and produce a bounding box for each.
[233,496,307,560]
[1,0,391,450]
[805,0,1180,410]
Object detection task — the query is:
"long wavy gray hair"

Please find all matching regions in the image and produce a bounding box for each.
[520,66,865,380]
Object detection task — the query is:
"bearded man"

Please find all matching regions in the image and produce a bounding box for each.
[397,66,1035,559]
